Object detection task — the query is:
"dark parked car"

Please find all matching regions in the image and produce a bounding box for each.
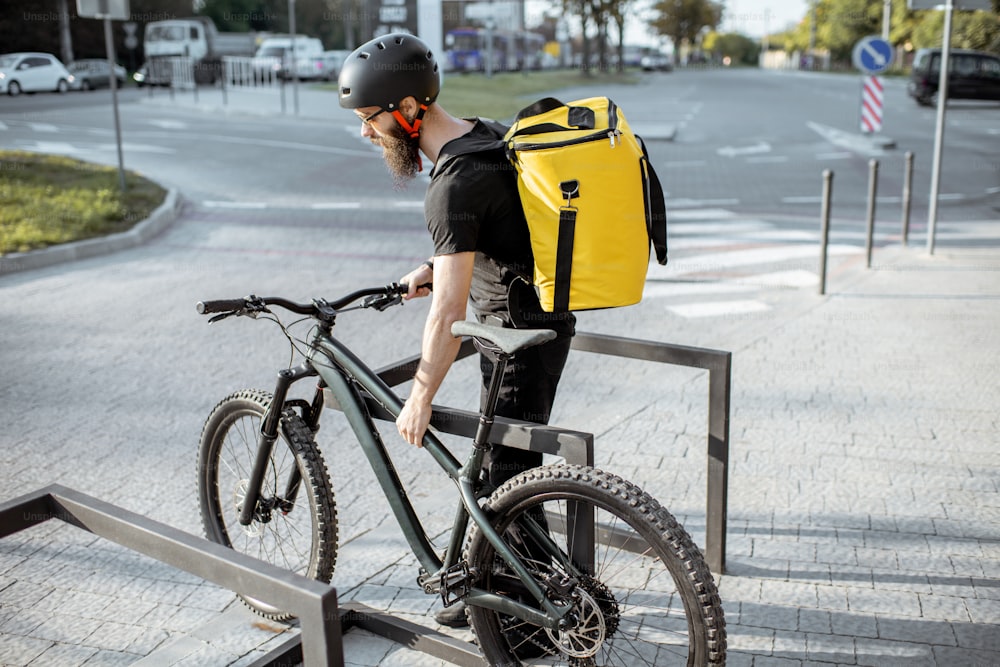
[68,59,127,90]
[908,48,1000,106]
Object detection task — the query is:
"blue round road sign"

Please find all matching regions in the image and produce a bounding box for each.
[853,36,894,74]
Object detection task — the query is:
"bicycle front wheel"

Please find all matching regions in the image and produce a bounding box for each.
[198,389,338,620]
[464,464,726,666]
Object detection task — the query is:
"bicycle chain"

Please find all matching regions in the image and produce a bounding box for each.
[500,612,560,659]
[496,559,561,660]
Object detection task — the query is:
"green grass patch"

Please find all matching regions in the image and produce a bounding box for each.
[0,151,167,255]
[438,69,640,120]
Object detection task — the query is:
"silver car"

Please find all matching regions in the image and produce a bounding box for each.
[67,59,127,90]
[0,52,75,95]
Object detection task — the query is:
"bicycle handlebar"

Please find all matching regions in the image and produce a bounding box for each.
[196,283,411,319]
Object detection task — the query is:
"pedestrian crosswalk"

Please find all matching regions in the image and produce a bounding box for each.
[645,206,865,318]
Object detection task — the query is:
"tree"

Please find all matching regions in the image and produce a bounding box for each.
[648,0,723,62]
[605,0,641,72]
[703,31,760,65]
[912,8,1000,52]
[775,0,1000,66]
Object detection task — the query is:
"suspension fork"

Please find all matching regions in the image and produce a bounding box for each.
[276,379,326,505]
[239,363,317,526]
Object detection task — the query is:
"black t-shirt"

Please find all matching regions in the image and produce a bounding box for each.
[425,120,533,315]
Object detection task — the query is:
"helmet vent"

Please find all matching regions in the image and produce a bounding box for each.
[358,52,370,60]
[376,41,386,50]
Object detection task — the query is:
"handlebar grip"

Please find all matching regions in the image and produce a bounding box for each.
[196,299,247,315]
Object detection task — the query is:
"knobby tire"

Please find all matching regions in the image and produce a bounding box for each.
[464,464,726,666]
[197,389,338,620]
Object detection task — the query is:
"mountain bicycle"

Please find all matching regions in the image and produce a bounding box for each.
[195,283,727,666]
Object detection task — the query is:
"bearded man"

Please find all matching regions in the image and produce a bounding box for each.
[338,33,575,629]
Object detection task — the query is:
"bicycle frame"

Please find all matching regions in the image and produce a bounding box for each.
[242,324,578,631]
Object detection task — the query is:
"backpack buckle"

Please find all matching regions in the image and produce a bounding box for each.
[559,180,579,208]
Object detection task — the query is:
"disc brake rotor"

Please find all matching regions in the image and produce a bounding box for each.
[545,586,606,659]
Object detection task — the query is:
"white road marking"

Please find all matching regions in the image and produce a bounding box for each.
[667,208,738,221]
[662,160,707,168]
[0,121,8,131]
[644,282,756,298]
[28,123,59,133]
[311,202,361,209]
[806,121,886,156]
[717,141,771,158]
[667,300,771,318]
[743,270,818,288]
[203,201,268,209]
[667,198,741,208]
[648,243,861,277]
[746,230,821,242]
[20,141,77,154]
[669,221,772,235]
[147,119,189,130]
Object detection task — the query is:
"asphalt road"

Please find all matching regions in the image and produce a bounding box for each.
[1,67,998,228]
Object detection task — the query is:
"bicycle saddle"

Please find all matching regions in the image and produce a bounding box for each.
[451,321,557,355]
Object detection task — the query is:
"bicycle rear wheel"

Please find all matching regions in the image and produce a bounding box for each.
[198,389,337,620]
[464,464,726,666]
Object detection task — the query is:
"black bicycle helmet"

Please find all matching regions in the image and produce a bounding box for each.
[338,33,440,111]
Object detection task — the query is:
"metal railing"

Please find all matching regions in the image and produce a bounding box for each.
[330,331,731,572]
[0,485,345,666]
[292,330,733,667]
[223,55,282,89]
[1,332,731,667]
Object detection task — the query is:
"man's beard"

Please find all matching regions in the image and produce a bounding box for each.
[374,123,421,190]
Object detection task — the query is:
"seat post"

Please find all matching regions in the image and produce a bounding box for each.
[473,352,510,451]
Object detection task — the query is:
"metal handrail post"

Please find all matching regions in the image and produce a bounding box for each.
[866,159,879,268]
[901,151,913,246]
[818,169,833,295]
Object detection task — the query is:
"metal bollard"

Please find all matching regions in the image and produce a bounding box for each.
[901,151,914,246]
[819,169,834,295]
[865,159,879,269]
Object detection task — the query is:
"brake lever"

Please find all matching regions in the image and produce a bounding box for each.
[208,311,238,324]
[363,293,403,311]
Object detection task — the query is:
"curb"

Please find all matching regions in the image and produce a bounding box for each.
[0,187,183,276]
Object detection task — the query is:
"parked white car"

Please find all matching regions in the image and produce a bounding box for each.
[0,52,75,95]
[254,36,324,80]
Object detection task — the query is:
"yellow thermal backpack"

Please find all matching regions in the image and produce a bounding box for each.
[503,97,668,312]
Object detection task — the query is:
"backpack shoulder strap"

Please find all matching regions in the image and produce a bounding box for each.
[434,119,508,171]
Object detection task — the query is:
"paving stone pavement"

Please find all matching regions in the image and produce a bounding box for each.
[1,85,999,666]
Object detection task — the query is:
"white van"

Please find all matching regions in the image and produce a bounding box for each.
[254,36,325,80]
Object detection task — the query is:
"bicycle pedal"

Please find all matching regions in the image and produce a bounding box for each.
[439,562,475,607]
